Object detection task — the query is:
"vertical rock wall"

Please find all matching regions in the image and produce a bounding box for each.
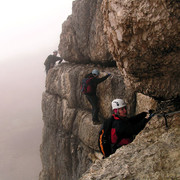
[40,0,180,179]
[59,0,113,64]
[39,63,125,180]
[101,0,180,99]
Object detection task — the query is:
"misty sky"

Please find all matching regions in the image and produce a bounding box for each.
[0,0,74,179]
[0,0,73,61]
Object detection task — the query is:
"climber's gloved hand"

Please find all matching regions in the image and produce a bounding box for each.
[58,60,63,64]
[147,109,155,120]
[148,109,154,114]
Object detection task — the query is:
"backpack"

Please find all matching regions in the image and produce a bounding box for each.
[81,76,94,94]
[98,117,114,158]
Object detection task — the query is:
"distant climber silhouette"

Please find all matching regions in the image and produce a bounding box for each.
[44,50,63,74]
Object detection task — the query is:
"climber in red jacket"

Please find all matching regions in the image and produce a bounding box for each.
[110,99,153,154]
[82,69,111,125]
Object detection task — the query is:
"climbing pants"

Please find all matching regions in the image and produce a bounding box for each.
[85,95,99,122]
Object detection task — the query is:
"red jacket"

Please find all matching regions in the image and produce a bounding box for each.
[111,112,148,151]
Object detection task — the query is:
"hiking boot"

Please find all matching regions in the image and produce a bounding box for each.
[93,120,101,125]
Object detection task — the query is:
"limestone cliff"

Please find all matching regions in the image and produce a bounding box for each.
[59,0,113,64]
[40,0,180,180]
[40,64,125,180]
[101,0,180,99]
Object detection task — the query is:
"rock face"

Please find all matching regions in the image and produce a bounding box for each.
[101,0,180,99]
[40,0,180,180]
[59,0,113,64]
[39,63,125,180]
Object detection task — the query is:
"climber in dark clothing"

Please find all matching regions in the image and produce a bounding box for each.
[110,99,153,154]
[44,50,63,74]
[84,69,111,125]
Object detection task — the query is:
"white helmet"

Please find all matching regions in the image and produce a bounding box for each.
[112,99,126,110]
[53,50,58,53]
[92,69,99,76]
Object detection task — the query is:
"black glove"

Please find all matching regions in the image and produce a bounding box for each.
[148,109,154,114]
[147,109,155,120]
[58,60,62,64]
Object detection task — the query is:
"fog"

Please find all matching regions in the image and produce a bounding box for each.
[0,0,73,179]
[0,53,46,180]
